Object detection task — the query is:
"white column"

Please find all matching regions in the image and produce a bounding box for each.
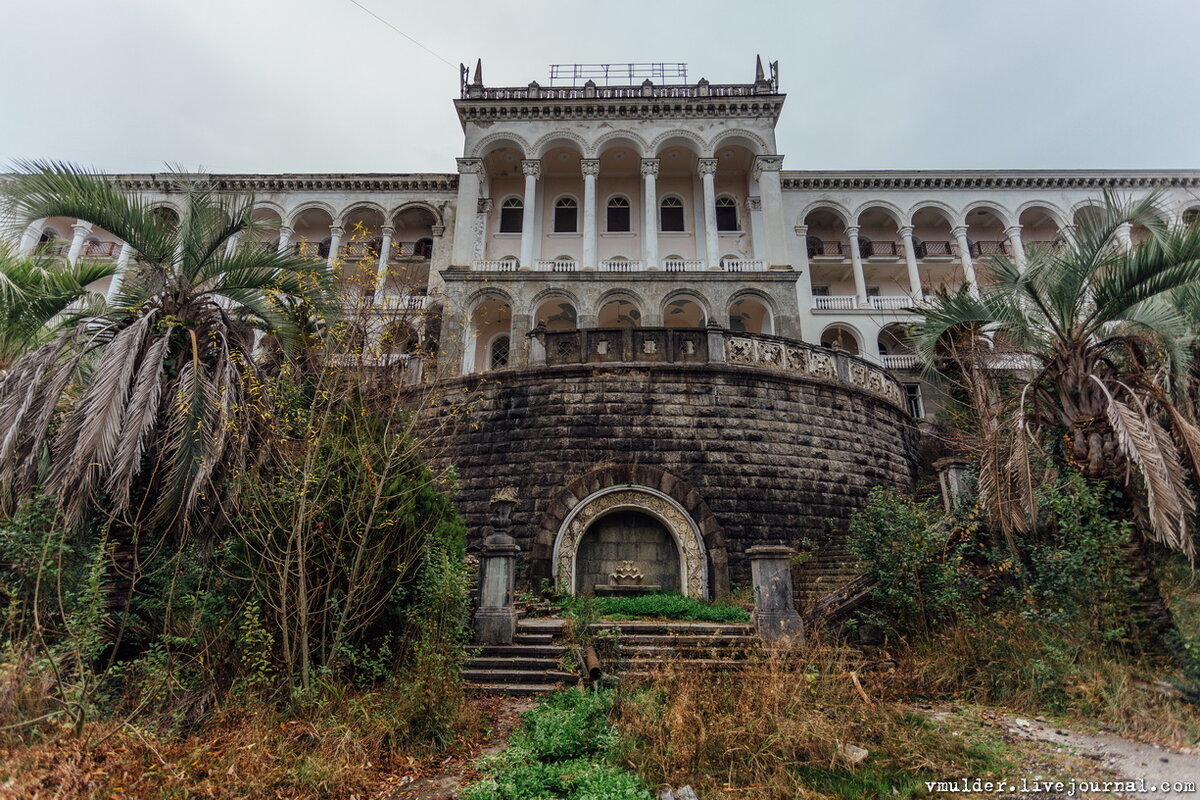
[1115,222,1133,252]
[450,158,482,267]
[373,225,394,304]
[225,232,240,257]
[952,225,979,295]
[899,226,922,299]
[428,223,448,296]
[327,225,344,264]
[581,159,599,269]
[1004,225,1026,267]
[67,221,91,264]
[108,242,135,301]
[698,158,719,269]
[519,159,540,269]
[19,222,41,254]
[753,155,789,268]
[641,158,659,269]
[277,225,293,254]
[847,225,868,307]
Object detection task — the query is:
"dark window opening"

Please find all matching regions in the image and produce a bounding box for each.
[490,336,510,370]
[607,197,631,232]
[660,197,685,232]
[554,197,578,233]
[715,197,738,231]
[499,198,523,233]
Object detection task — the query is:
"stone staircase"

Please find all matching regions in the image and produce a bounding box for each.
[792,543,866,611]
[465,617,759,694]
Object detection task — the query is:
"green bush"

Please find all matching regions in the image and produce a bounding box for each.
[558,592,749,623]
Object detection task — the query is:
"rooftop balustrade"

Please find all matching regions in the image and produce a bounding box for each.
[526,326,905,411]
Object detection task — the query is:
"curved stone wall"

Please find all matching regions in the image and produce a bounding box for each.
[407,343,918,599]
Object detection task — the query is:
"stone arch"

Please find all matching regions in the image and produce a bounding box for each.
[532,131,588,159]
[798,199,852,228]
[852,200,906,228]
[962,200,1016,228]
[906,200,962,228]
[465,285,515,310]
[709,128,769,157]
[650,128,707,157]
[390,200,443,227]
[593,287,647,319]
[661,288,711,326]
[147,199,184,217]
[591,131,650,158]
[251,200,287,220]
[470,131,531,159]
[1014,200,1069,229]
[339,200,388,225]
[820,322,863,355]
[287,200,337,228]
[532,464,728,599]
[529,285,582,313]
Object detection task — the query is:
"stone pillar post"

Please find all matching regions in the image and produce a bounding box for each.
[277,225,293,254]
[1115,222,1133,252]
[427,222,448,296]
[1004,224,1026,267]
[846,225,868,307]
[934,457,971,513]
[581,159,599,269]
[67,221,92,264]
[952,226,979,295]
[706,321,726,363]
[527,323,547,366]
[451,158,482,267]
[753,155,789,268]
[641,158,660,269]
[224,231,240,257]
[698,158,719,269]
[373,225,394,304]
[18,222,41,255]
[108,242,134,301]
[519,159,541,269]
[475,488,521,645]
[899,226,922,300]
[327,225,344,265]
[747,545,804,642]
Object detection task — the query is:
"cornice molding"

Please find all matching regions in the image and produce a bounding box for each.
[780,170,1200,191]
[454,96,785,123]
[109,174,460,193]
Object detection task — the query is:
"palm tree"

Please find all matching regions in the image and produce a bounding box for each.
[910,192,1200,566]
[0,162,334,538]
[0,243,116,371]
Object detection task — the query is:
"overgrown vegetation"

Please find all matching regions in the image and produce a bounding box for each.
[558,592,750,623]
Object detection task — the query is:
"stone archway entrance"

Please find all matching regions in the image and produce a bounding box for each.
[553,485,709,597]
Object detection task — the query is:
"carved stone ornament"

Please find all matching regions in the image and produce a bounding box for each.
[610,561,644,585]
[580,159,600,176]
[521,159,542,178]
[555,487,708,597]
[640,159,660,177]
[697,158,718,176]
[456,158,483,175]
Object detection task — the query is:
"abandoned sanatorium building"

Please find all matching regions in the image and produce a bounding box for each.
[14,59,1200,602]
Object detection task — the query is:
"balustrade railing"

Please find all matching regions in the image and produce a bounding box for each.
[916,240,953,258]
[469,83,765,101]
[882,354,920,369]
[868,295,912,311]
[663,259,705,272]
[808,240,845,257]
[599,259,640,272]
[474,259,520,272]
[968,240,1010,258]
[861,241,901,258]
[533,259,579,272]
[720,258,766,272]
[813,295,856,311]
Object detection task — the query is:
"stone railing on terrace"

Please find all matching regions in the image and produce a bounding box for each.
[470,258,767,273]
[526,326,905,411]
[464,83,775,101]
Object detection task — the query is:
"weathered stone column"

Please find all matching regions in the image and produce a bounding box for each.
[698,158,719,269]
[67,220,92,264]
[475,488,521,645]
[753,155,789,268]
[519,159,541,269]
[706,321,726,363]
[952,226,979,296]
[451,158,482,267]
[934,457,971,513]
[327,225,344,265]
[641,158,659,269]
[277,225,294,254]
[846,225,868,307]
[527,323,547,366]
[18,222,41,254]
[581,159,599,269]
[1004,224,1026,267]
[108,242,135,301]
[1115,222,1133,252]
[373,225,394,304]
[899,226,922,299]
[747,545,804,642]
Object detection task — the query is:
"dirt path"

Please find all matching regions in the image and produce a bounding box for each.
[378,695,534,800]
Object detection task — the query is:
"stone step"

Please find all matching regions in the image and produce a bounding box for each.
[469,656,561,670]
[517,618,567,633]
[475,644,566,658]
[617,645,760,659]
[463,668,578,685]
[468,682,562,696]
[612,658,748,671]
[588,622,754,636]
[604,634,759,647]
[514,632,554,645]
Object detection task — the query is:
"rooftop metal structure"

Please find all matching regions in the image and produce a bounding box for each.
[547,63,688,86]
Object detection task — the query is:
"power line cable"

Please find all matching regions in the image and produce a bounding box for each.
[345,0,457,69]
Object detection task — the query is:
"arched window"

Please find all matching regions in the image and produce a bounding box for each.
[35,228,59,252]
[554,197,578,233]
[499,197,523,233]
[414,237,433,258]
[489,335,510,370]
[318,238,332,258]
[660,197,685,232]
[715,196,738,231]
[607,196,631,232]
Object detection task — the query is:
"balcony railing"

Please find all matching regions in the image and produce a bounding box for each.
[533,259,579,272]
[968,240,1010,258]
[81,241,122,259]
[663,259,705,272]
[341,241,382,259]
[882,354,920,370]
[379,294,430,311]
[916,240,953,258]
[720,258,766,272]
[868,295,912,311]
[467,83,768,101]
[599,259,641,272]
[861,241,901,258]
[808,240,845,258]
[391,241,434,261]
[474,259,520,272]
[813,295,857,311]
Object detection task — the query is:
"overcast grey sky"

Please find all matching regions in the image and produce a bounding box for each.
[2,0,1197,174]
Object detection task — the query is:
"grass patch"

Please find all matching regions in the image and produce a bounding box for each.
[462,688,651,800]
[559,592,750,623]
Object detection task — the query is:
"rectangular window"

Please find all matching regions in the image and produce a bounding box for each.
[607,198,631,232]
[867,286,881,297]
[812,285,830,297]
[904,383,925,418]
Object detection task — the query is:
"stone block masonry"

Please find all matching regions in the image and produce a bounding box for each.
[405,361,917,598]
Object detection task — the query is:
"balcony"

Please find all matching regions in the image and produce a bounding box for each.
[663,259,705,272]
[474,259,520,272]
[861,241,901,258]
[808,240,845,258]
[915,241,954,258]
[812,295,914,312]
[533,259,579,272]
[81,241,122,259]
[599,259,642,272]
[813,295,856,311]
[867,295,911,311]
[882,354,920,370]
[968,240,1011,258]
[719,258,766,272]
